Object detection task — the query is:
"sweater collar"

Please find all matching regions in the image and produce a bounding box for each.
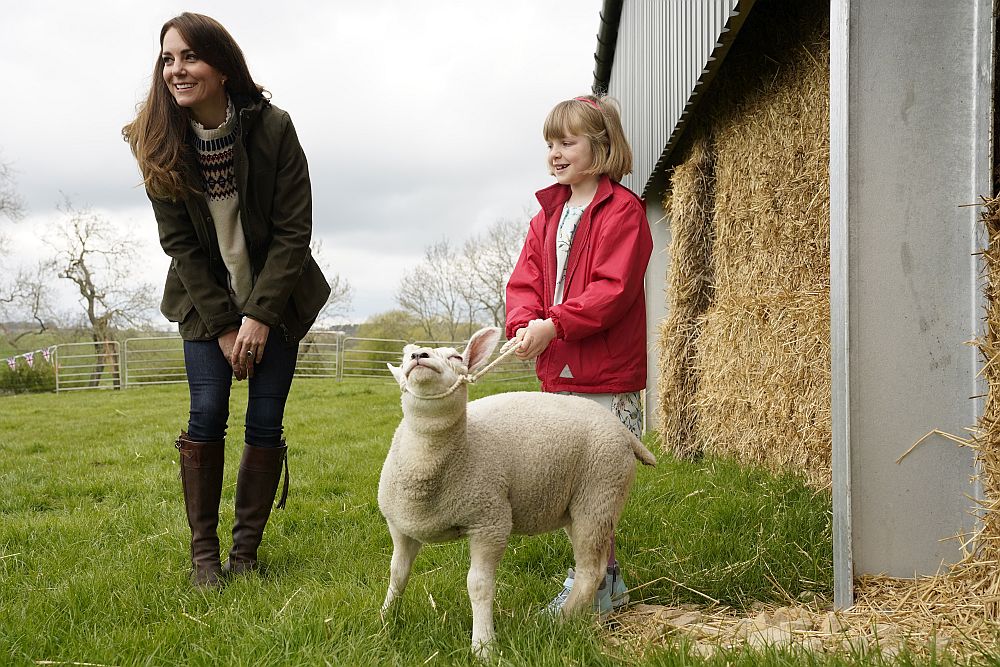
[189,97,236,140]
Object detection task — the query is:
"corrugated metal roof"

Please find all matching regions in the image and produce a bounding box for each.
[596,0,755,198]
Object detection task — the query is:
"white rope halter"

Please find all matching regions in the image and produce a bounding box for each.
[402,338,522,400]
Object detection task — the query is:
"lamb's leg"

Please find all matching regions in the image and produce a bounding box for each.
[561,518,611,617]
[381,521,421,615]
[466,532,508,658]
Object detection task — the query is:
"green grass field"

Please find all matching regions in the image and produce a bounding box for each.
[0,378,910,666]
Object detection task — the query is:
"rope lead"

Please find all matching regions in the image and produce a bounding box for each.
[402,338,522,400]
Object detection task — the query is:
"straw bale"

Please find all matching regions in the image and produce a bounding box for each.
[683,9,831,484]
[652,0,832,481]
[663,133,715,313]
[658,132,715,459]
[692,290,831,488]
[612,193,1000,663]
[975,194,1000,554]
[709,37,830,302]
[637,0,1000,656]
[619,138,1000,667]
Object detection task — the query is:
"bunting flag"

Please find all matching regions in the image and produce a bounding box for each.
[3,346,56,372]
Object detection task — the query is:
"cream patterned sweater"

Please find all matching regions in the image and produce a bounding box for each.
[191,100,252,309]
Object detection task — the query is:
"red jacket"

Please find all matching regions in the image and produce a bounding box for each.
[505,176,653,393]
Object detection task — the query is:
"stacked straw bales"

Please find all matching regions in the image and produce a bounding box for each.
[649,0,1000,653]
[658,0,831,486]
[972,194,1000,602]
[657,132,714,459]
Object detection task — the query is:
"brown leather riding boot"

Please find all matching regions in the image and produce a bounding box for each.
[223,441,289,575]
[176,432,225,587]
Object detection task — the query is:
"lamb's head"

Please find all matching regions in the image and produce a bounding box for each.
[393,343,465,396]
[387,327,502,400]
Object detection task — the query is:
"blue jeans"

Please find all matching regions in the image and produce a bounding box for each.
[183,334,299,447]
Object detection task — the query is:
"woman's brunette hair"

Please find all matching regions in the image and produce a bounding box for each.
[122,13,265,201]
[543,94,633,182]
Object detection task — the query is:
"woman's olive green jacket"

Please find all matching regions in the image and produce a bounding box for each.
[149,97,330,342]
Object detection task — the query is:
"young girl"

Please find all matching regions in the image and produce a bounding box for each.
[123,13,330,587]
[505,94,653,614]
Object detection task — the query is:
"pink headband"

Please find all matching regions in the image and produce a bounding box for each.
[574,96,601,110]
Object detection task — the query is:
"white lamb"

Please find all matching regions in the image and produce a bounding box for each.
[378,326,656,656]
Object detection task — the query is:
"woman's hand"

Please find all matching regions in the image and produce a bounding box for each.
[228,317,271,380]
[217,329,247,380]
[514,318,557,360]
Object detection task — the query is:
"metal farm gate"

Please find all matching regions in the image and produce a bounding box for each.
[51,334,533,390]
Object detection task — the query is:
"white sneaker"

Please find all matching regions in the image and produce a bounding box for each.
[544,565,627,616]
[607,563,630,609]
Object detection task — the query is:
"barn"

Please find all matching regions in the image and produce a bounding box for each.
[593,0,993,613]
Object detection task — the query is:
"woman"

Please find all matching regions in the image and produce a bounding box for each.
[123,12,330,587]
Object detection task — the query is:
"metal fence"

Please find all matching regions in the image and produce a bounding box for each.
[53,341,122,392]
[291,331,341,379]
[341,336,408,381]
[122,336,186,387]
[53,333,534,392]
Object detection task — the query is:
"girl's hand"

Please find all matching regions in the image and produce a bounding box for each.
[515,319,557,360]
[217,329,248,380]
[229,317,271,380]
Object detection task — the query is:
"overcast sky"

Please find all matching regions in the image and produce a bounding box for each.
[0,1,601,327]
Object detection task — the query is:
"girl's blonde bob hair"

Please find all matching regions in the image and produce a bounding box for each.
[543,94,633,182]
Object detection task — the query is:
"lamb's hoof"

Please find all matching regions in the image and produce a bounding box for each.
[471,638,494,660]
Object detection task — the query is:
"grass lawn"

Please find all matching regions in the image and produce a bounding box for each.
[0,378,871,666]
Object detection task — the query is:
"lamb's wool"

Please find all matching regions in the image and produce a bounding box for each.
[377,327,656,656]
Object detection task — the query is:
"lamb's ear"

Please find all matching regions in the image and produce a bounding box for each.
[387,363,406,389]
[462,327,502,372]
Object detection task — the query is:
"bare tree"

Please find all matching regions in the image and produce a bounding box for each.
[396,240,468,341]
[309,239,354,324]
[3,262,54,344]
[425,240,466,340]
[0,157,25,227]
[322,273,354,322]
[453,251,480,340]
[396,263,439,339]
[0,156,42,343]
[0,156,25,282]
[49,202,156,386]
[462,215,530,327]
[395,215,529,341]
[356,309,421,341]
